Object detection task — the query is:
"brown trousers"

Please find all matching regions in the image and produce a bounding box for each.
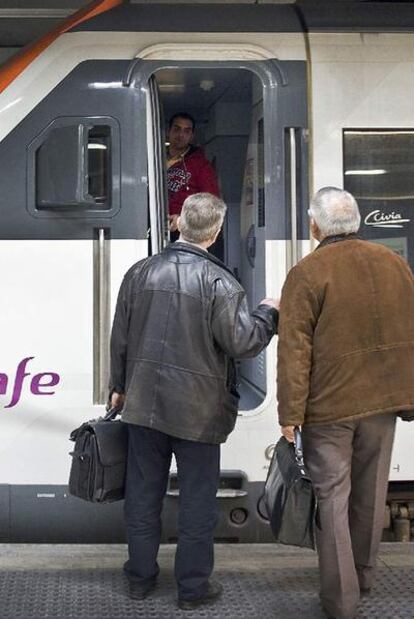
[302,413,397,619]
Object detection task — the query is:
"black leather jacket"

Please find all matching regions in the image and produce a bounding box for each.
[109,242,278,444]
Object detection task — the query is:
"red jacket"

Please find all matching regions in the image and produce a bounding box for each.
[167,146,220,216]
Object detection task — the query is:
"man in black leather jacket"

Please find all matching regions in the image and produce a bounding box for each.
[109,193,278,610]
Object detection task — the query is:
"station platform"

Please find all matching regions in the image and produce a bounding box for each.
[0,543,413,618]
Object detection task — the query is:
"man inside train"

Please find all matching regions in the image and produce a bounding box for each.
[166,113,220,238]
[109,192,278,610]
[277,187,414,619]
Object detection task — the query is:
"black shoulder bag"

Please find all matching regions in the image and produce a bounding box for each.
[264,428,317,549]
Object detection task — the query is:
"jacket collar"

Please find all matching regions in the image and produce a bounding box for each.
[317,233,359,250]
[165,241,236,279]
[167,144,198,162]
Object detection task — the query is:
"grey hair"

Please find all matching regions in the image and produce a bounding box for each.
[179,193,227,244]
[309,187,361,238]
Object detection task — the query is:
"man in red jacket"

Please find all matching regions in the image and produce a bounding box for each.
[167,113,219,235]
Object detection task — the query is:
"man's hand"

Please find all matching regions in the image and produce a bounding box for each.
[259,297,280,310]
[169,214,179,232]
[281,425,295,443]
[110,391,125,411]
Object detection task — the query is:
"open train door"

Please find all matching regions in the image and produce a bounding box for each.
[237,63,309,411]
[146,75,169,253]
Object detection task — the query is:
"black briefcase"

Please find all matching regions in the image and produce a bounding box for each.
[264,428,316,549]
[68,408,128,503]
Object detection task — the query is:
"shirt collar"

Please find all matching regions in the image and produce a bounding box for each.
[317,233,359,250]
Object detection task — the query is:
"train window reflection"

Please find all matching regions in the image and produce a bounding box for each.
[343,129,414,269]
[344,129,414,200]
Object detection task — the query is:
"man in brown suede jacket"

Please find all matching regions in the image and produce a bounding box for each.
[277,187,414,619]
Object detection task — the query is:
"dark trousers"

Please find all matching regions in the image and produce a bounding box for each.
[302,413,396,619]
[123,424,220,600]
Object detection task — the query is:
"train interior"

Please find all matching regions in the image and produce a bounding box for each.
[152,67,267,410]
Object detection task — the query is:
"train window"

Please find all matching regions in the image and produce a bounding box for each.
[88,126,110,205]
[28,116,120,218]
[344,129,414,269]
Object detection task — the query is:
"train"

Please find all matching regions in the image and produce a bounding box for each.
[0,0,413,543]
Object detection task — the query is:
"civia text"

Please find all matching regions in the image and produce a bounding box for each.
[0,357,60,409]
[364,210,411,229]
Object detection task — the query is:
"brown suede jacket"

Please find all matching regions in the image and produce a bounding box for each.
[277,234,414,426]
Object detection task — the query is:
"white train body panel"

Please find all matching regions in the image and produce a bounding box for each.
[0,3,412,539]
[0,240,146,485]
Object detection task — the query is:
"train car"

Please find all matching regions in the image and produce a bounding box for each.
[0,0,413,543]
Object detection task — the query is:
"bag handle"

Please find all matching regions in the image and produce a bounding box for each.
[294,426,305,467]
[103,406,122,421]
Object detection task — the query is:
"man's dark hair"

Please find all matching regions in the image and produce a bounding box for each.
[168,112,195,131]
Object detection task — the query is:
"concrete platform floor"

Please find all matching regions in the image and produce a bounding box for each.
[0,543,413,618]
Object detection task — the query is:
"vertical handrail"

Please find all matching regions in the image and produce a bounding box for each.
[285,127,299,272]
[93,228,110,404]
[289,127,298,267]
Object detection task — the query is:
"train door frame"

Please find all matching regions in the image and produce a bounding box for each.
[239,100,268,399]
[146,75,169,253]
[126,56,309,414]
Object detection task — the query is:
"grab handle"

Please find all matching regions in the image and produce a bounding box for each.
[93,228,110,404]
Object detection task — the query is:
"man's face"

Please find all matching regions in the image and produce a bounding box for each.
[168,117,194,151]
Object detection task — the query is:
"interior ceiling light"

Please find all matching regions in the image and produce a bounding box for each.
[346,130,414,136]
[158,84,185,93]
[200,80,215,91]
[345,169,386,175]
[88,143,107,150]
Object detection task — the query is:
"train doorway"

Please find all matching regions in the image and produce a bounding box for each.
[141,60,308,412]
[154,68,266,407]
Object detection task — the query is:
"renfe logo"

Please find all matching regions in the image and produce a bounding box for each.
[364,210,411,229]
[0,357,60,409]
